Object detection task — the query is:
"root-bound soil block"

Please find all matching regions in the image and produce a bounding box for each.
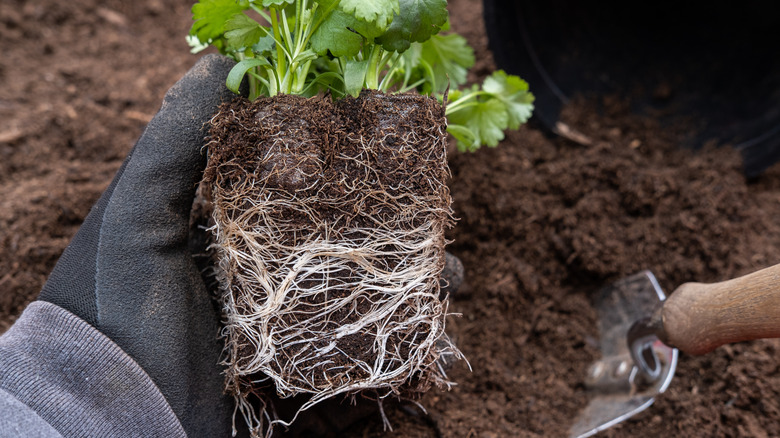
[203,91,461,432]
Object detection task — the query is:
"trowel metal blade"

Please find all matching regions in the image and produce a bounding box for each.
[569,271,678,438]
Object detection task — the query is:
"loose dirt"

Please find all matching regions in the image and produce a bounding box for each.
[2,0,779,436]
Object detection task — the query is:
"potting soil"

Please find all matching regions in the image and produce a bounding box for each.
[1,0,779,436]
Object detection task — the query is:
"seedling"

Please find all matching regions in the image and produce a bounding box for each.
[189,0,534,151]
[188,1,534,435]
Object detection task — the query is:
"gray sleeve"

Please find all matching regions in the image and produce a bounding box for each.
[0,301,186,438]
[0,389,63,438]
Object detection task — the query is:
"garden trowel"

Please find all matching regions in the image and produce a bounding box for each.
[570,265,780,437]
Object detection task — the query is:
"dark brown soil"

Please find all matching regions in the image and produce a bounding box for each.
[2,0,780,437]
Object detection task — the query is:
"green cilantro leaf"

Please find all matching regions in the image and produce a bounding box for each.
[224,13,267,50]
[311,9,385,57]
[419,32,475,93]
[447,94,509,150]
[446,123,477,150]
[444,71,535,151]
[337,0,400,31]
[190,0,249,43]
[482,70,535,129]
[252,33,277,57]
[376,0,448,52]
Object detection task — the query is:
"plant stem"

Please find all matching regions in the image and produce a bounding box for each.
[444,90,491,115]
[269,7,286,95]
[378,52,402,91]
[365,45,384,90]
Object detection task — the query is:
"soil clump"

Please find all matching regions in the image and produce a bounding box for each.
[204,91,458,433]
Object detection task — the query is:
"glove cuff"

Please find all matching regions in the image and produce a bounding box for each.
[0,301,186,438]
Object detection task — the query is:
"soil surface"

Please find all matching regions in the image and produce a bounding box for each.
[2,0,780,437]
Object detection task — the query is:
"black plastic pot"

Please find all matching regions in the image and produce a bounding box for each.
[483,0,780,177]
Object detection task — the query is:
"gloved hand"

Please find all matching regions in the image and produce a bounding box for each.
[36,51,466,437]
[38,54,238,438]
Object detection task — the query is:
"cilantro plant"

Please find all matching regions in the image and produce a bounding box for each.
[188,0,534,151]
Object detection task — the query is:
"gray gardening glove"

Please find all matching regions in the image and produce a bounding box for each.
[38,54,238,438]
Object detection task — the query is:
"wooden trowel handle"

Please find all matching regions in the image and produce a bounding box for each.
[658,264,780,355]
